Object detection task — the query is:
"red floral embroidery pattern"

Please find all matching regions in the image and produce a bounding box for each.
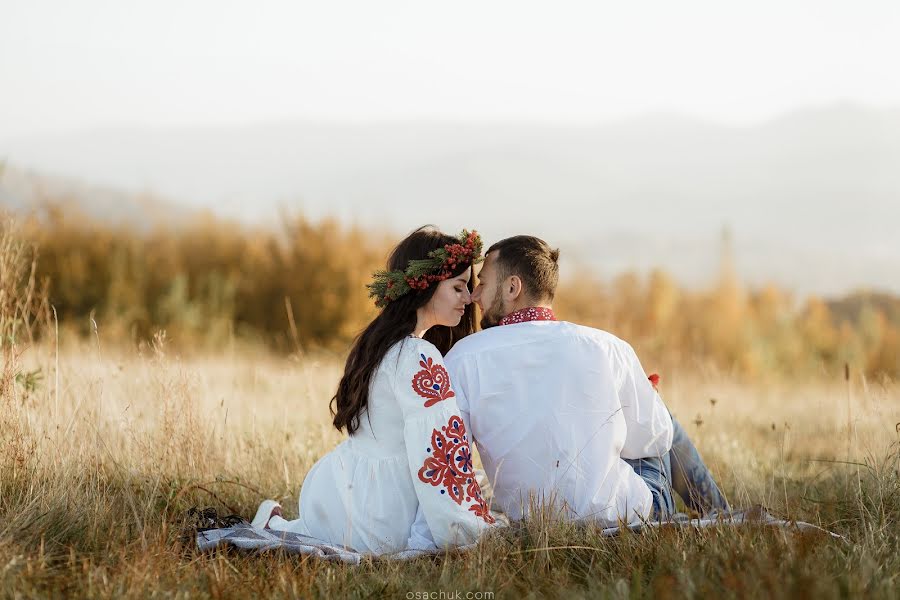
[411,353,455,408]
[417,415,495,524]
[498,306,557,326]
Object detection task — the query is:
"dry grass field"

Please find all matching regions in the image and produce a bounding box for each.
[2,336,898,599]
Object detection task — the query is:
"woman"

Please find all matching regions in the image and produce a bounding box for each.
[252,226,497,554]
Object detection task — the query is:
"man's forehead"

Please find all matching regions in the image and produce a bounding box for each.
[477,251,498,275]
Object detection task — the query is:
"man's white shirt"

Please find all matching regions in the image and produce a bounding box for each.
[444,320,674,525]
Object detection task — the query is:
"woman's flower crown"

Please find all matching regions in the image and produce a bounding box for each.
[367,230,483,308]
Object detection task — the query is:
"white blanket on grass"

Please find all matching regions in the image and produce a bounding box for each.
[196,506,841,564]
[599,506,845,539]
[195,524,477,564]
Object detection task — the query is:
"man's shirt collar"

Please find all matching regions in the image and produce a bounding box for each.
[498,306,557,326]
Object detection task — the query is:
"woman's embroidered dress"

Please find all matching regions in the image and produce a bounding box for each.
[266,337,495,554]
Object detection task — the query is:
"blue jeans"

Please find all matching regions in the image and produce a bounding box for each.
[625,452,675,520]
[625,416,729,520]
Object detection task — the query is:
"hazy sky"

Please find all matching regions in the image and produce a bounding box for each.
[2,0,900,138]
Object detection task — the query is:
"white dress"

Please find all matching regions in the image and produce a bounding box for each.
[267,336,496,554]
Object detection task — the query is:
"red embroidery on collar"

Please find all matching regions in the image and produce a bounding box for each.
[498,307,557,326]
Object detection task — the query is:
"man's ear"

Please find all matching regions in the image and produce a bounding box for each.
[505,275,524,302]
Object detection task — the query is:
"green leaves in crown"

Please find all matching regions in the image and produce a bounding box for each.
[367,230,483,308]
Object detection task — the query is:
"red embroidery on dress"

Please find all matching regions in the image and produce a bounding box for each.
[468,496,493,521]
[498,306,557,326]
[417,415,496,524]
[411,353,455,407]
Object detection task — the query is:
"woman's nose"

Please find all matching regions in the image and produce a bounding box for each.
[462,288,473,304]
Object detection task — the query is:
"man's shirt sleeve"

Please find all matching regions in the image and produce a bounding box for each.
[444,348,473,440]
[616,341,674,459]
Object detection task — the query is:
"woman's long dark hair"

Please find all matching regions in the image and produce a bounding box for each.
[330,226,477,434]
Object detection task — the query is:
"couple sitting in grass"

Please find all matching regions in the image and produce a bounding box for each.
[251,227,729,554]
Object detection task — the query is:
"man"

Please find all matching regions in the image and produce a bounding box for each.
[444,235,728,525]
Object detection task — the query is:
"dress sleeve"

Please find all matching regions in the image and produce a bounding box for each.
[392,338,496,548]
[615,341,674,459]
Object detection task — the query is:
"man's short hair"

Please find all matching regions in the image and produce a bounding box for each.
[486,235,560,303]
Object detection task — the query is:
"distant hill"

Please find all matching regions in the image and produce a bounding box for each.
[2,104,898,295]
[0,164,187,227]
[827,291,900,326]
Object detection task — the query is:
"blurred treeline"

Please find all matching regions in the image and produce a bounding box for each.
[559,267,898,380]
[20,205,387,352]
[13,204,900,379]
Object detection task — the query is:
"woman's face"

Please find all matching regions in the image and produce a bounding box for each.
[422,270,472,327]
